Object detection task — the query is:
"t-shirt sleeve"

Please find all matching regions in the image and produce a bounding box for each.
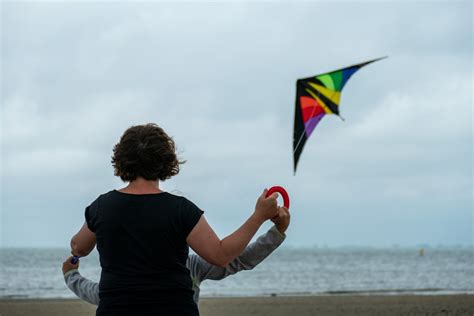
[179,197,204,239]
[84,197,100,233]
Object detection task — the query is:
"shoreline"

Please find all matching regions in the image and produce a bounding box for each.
[1,295,473,316]
[3,289,474,300]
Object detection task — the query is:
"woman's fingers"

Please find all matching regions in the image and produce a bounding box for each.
[267,192,279,200]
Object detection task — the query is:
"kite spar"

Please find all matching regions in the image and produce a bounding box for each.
[293,57,386,174]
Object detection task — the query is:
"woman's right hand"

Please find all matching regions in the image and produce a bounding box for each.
[254,189,279,223]
[187,189,280,267]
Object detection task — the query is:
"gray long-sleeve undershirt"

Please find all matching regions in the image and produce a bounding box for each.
[64,225,285,305]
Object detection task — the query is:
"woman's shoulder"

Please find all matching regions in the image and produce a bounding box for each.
[85,190,129,209]
[90,190,116,203]
[155,191,197,205]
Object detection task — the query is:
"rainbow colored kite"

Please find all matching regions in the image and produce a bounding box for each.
[293,57,386,173]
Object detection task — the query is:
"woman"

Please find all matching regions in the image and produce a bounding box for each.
[70,123,280,315]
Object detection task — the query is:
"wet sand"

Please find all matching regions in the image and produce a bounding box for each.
[1,295,473,316]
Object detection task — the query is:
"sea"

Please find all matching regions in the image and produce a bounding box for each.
[1,247,473,299]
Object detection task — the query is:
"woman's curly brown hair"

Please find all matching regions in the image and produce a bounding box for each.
[111,123,184,182]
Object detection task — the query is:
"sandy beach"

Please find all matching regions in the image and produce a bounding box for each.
[1,295,473,316]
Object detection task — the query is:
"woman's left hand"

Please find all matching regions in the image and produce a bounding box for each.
[62,256,79,275]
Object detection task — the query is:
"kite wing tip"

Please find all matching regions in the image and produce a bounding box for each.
[373,56,389,63]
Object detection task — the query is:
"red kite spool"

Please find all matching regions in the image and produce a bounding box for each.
[266,186,290,209]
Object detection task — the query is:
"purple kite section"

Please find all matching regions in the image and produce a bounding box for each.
[304,113,325,138]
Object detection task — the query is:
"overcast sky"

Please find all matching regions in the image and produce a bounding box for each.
[1,1,472,248]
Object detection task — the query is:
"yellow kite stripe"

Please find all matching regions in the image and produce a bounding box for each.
[308,82,341,106]
[306,89,333,114]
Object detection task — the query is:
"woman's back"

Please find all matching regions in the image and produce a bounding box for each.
[86,190,203,315]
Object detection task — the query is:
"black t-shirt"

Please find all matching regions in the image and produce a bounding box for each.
[85,190,203,315]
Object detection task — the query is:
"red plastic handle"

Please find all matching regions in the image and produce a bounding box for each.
[266,186,290,209]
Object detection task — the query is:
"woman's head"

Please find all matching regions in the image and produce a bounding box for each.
[111,123,184,182]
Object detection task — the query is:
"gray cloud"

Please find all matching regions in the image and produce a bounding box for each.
[1,1,472,247]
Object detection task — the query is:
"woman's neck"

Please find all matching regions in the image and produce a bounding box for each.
[119,177,162,194]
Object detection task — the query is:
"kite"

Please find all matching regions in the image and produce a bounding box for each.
[293,57,386,174]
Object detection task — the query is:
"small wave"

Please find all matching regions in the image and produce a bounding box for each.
[321,288,458,295]
[0,294,30,299]
[264,291,313,296]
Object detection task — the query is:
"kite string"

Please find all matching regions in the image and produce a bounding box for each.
[293,121,307,155]
[293,83,339,155]
[293,84,323,155]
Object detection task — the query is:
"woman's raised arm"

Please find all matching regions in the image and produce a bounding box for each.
[186,189,279,267]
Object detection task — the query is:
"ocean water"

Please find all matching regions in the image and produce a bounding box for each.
[1,247,473,299]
